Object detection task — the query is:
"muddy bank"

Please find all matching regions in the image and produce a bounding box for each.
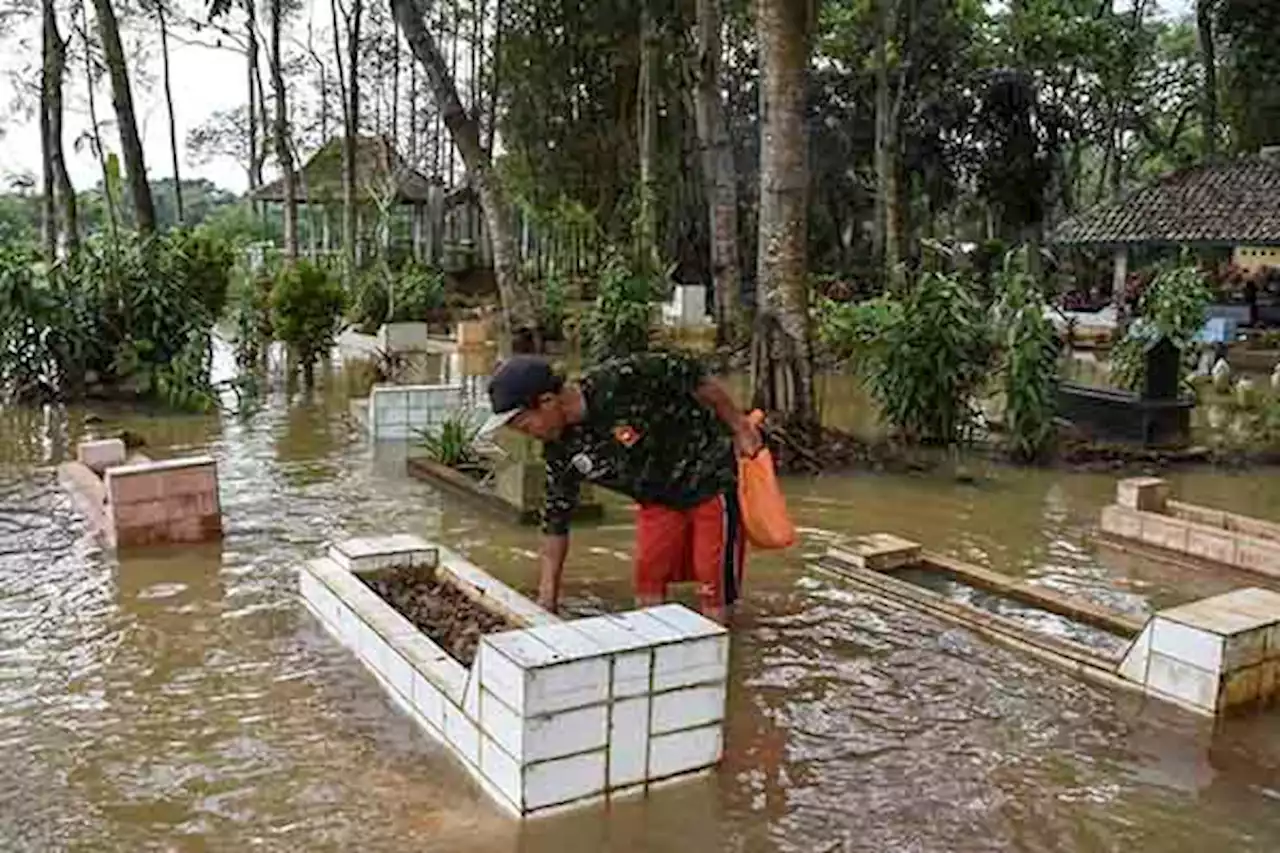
[771,423,1280,479]
[364,571,512,666]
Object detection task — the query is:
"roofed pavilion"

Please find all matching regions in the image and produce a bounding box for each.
[1053,152,1280,294]
[252,135,445,262]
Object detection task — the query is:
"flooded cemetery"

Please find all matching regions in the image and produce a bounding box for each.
[6,0,1280,847]
[3,341,1280,851]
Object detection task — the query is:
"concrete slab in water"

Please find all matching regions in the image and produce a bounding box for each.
[830,533,922,572]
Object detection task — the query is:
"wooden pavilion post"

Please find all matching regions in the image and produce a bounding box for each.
[1112,246,1129,310]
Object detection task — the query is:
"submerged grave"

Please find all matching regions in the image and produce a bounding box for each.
[58,439,223,549]
[298,534,729,818]
[1058,334,1194,447]
[819,532,1280,718]
[352,381,491,442]
[351,379,602,525]
[1100,477,1280,580]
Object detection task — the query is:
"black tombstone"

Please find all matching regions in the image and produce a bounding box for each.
[1057,333,1194,447]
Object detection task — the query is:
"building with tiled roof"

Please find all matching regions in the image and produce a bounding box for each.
[1053,151,1280,291]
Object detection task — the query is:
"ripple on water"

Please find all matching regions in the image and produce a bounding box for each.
[4,390,1280,850]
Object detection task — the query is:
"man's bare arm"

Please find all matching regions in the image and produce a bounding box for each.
[695,376,762,456]
[539,533,570,612]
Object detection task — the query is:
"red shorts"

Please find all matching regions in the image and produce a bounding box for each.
[634,491,746,611]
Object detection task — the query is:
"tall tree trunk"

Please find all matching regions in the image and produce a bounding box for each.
[693,0,742,342]
[247,0,262,197]
[446,0,459,184]
[391,0,539,349]
[345,0,362,278]
[409,49,418,160]
[40,1,56,261]
[45,6,77,254]
[270,0,299,259]
[873,0,903,290]
[374,30,384,134]
[92,0,156,233]
[487,0,504,153]
[83,0,117,240]
[391,32,401,147]
[158,2,183,224]
[637,2,659,270]
[1197,0,1218,158]
[1110,0,1148,201]
[254,59,271,182]
[751,0,816,431]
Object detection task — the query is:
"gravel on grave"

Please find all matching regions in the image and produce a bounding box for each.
[363,571,512,666]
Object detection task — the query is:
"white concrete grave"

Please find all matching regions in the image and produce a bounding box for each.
[77,438,126,474]
[1100,477,1280,579]
[297,534,730,818]
[661,284,709,328]
[1117,587,1280,716]
[829,533,922,571]
[377,322,432,353]
[362,382,493,441]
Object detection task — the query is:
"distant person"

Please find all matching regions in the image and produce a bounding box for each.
[480,352,762,625]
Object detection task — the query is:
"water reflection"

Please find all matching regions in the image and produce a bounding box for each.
[3,371,1280,850]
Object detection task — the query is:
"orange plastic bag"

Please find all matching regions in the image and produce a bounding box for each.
[738,410,796,550]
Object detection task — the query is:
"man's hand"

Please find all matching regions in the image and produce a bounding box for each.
[695,377,763,458]
[732,413,764,459]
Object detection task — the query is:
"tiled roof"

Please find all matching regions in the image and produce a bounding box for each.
[253,135,441,205]
[1053,155,1280,247]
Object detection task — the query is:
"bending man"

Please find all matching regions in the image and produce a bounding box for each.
[480,352,761,625]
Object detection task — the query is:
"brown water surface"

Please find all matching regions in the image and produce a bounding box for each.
[4,356,1280,851]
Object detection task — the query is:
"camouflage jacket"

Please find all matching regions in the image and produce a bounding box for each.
[541,352,737,535]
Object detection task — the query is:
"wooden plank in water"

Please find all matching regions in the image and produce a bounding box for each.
[920,552,1144,638]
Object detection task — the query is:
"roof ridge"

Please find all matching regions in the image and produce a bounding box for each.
[1052,156,1280,248]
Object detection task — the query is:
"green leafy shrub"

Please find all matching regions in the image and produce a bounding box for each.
[271,260,347,386]
[0,231,227,410]
[994,255,1060,462]
[816,295,901,364]
[417,409,483,470]
[230,269,274,371]
[169,227,237,320]
[350,261,446,333]
[539,272,568,341]
[0,246,65,401]
[862,271,994,445]
[93,231,222,410]
[1110,262,1212,392]
[584,252,656,364]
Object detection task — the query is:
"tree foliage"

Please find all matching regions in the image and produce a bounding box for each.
[861,271,995,445]
[0,229,233,410]
[270,259,346,386]
[1110,261,1213,392]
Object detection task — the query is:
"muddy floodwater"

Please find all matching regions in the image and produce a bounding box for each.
[5,355,1280,851]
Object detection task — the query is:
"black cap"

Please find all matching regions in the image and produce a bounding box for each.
[480,356,561,435]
